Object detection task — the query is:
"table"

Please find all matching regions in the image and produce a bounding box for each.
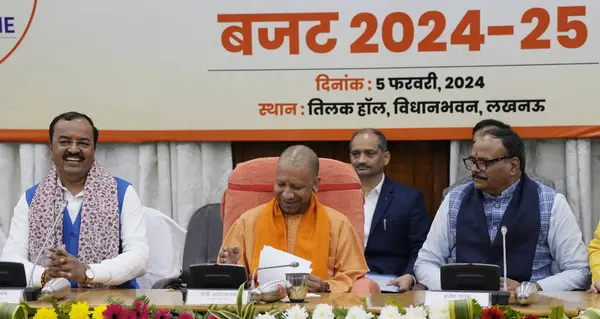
[26,290,600,317]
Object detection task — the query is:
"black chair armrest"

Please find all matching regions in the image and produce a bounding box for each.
[152,277,183,289]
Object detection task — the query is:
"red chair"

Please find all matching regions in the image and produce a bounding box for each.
[221,157,380,293]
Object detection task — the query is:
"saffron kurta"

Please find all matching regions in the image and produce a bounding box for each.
[219,202,368,293]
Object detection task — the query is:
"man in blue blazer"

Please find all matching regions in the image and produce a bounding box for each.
[349,128,431,292]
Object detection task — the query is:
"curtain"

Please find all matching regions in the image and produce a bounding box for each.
[0,142,233,235]
[450,139,599,244]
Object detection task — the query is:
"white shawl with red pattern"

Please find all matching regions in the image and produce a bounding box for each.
[28,161,121,267]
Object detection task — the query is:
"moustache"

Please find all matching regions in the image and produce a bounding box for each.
[472,174,488,180]
[355,164,370,169]
[63,152,84,160]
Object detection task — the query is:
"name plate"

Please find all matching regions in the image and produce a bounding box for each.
[424,291,490,307]
[0,289,23,303]
[185,289,249,305]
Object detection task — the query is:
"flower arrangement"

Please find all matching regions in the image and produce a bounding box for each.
[1,284,598,319]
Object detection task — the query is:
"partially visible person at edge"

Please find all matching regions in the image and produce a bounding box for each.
[1,111,149,288]
[218,145,372,293]
[587,223,600,292]
[349,128,430,292]
[415,128,589,291]
[442,119,555,199]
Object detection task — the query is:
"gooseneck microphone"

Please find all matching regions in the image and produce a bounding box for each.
[24,199,66,301]
[501,226,508,291]
[250,262,299,288]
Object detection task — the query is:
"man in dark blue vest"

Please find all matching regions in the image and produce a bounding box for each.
[350,128,431,292]
[414,128,589,291]
[1,112,149,289]
[442,119,555,199]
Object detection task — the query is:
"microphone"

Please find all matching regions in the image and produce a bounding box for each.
[250,262,299,288]
[40,277,71,301]
[24,199,66,301]
[501,226,508,291]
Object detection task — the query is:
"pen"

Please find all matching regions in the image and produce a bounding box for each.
[384,219,387,231]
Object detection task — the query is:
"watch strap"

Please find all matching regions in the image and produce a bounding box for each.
[83,265,93,284]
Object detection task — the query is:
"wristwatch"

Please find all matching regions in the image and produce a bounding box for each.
[84,265,94,285]
[323,281,331,293]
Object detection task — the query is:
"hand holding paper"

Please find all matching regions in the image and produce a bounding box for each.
[257,246,312,285]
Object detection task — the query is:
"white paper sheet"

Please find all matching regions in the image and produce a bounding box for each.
[257,246,313,285]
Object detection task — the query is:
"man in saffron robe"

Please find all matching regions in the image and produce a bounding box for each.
[218,145,369,293]
[1,112,149,288]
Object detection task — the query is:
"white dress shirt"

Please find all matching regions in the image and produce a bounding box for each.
[363,174,384,248]
[0,179,149,288]
[414,192,590,291]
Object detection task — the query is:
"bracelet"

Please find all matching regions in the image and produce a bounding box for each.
[40,269,47,287]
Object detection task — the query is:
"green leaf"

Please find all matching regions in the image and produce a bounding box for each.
[107,296,127,307]
[208,309,238,319]
[498,306,522,319]
[550,305,565,319]
[236,283,245,317]
[470,299,483,318]
[242,302,255,319]
[0,302,27,319]
[217,310,242,319]
[333,306,348,319]
[267,309,284,316]
[385,296,406,315]
[16,303,34,317]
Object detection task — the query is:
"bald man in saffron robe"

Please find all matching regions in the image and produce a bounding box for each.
[218,145,371,293]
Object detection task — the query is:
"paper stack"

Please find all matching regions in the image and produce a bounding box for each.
[257,245,313,285]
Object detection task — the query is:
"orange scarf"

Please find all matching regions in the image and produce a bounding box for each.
[251,193,330,282]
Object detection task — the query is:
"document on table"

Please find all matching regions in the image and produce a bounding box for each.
[365,273,401,293]
[257,245,313,285]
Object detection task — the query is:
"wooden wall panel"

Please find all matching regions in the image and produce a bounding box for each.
[231,141,450,218]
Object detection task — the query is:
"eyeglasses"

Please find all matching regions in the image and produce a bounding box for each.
[55,138,93,149]
[463,156,511,171]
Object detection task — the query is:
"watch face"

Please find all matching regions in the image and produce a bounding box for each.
[85,269,93,279]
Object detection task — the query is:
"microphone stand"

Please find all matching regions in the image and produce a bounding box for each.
[492,227,510,305]
[250,262,299,289]
[24,200,65,301]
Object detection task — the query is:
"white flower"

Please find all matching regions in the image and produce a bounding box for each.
[256,314,277,319]
[312,304,335,319]
[346,306,374,319]
[403,306,427,319]
[379,305,402,319]
[428,306,451,319]
[283,305,309,319]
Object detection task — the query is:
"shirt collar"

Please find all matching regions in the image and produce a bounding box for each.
[56,177,84,198]
[371,174,385,196]
[482,178,520,200]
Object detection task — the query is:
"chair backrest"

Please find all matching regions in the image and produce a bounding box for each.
[138,207,187,289]
[221,157,365,246]
[183,203,224,269]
